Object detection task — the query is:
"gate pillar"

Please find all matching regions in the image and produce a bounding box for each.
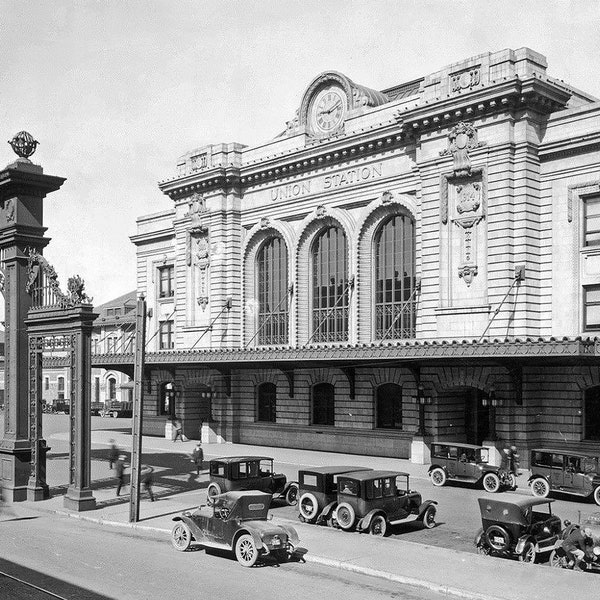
[0,138,64,501]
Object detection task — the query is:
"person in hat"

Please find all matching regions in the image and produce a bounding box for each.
[108,439,119,469]
[563,526,595,570]
[141,465,155,502]
[190,442,204,476]
[115,454,128,497]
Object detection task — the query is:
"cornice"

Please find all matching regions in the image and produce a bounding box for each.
[130,227,175,245]
[539,130,600,161]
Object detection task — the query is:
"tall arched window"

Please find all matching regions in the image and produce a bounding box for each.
[376,383,403,429]
[312,383,335,426]
[256,382,277,423]
[311,227,348,342]
[374,214,416,340]
[108,377,116,400]
[585,386,600,440]
[257,237,288,345]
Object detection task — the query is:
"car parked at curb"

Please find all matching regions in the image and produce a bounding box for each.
[207,456,299,506]
[428,442,515,492]
[297,466,372,524]
[332,470,437,536]
[528,449,600,505]
[474,497,561,563]
[171,490,299,567]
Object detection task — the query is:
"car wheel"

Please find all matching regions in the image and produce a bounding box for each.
[519,541,537,564]
[235,534,258,567]
[285,483,299,506]
[549,550,569,569]
[335,502,356,531]
[430,467,447,487]
[485,524,511,552]
[422,504,437,529]
[531,477,550,498]
[508,473,518,489]
[594,486,600,506]
[299,493,319,522]
[476,543,491,556]
[206,483,221,504]
[369,514,387,537]
[482,473,501,493]
[112,411,119,419]
[171,522,192,552]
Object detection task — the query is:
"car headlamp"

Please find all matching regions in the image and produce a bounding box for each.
[593,546,600,557]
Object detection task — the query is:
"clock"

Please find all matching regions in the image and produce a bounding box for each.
[309,85,347,134]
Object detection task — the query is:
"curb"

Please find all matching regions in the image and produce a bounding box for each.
[43,507,505,600]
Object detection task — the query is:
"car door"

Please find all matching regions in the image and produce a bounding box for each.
[564,455,587,494]
[550,453,565,489]
[455,447,471,478]
[447,446,459,478]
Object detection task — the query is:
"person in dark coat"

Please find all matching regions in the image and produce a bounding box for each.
[115,454,128,497]
[190,442,204,476]
[108,439,119,469]
[141,465,155,502]
[172,418,183,442]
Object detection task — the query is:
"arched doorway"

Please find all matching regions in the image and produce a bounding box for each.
[437,387,489,445]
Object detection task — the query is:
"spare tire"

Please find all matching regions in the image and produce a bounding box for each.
[485,524,511,552]
[299,492,319,522]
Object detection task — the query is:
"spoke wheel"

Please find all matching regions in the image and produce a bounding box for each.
[422,504,436,529]
[476,543,491,556]
[594,486,600,506]
[531,477,550,498]
[482,473,501,493]
[335,502,356,531]
[235,534,258,567]
[285,483,299,506]
[549,550,569,569]
[430,468,447,487]
[369,515,387,537]
[299,493,319,522]
[519,541,537,564]
[171,522,192,552]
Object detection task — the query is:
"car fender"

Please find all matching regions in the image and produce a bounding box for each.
[428,464,447,476]
[417,499,437,518]
[317,500,338,523]
[474,527,484,547]
[282,480,299,495]
[277,523,300,546]
[358,509,387,532]
[527,474,549,486]
[172,514,205,542]
[233,528,265,551]
[515,534,536,555]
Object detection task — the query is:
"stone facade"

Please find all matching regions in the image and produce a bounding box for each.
[125,48,600,463]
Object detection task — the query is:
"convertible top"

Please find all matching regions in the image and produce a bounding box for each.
[299,466,372,476]
[478,497,554,525]
[211,490,272,519]
[338,469,409,481]
[210,456,274,464]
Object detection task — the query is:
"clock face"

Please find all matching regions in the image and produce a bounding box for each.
[310,86,346,134]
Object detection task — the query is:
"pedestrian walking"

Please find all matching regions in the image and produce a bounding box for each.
[190,442,204,476]
[115,454,128,497]
[108,439,119,469]
[141,465,155,502]
[172,418,184,442]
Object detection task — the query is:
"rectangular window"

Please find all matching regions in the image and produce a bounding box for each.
[94,377,100,403]
[300,474,318,488]
[584,196,600,246]
[57,376,65,401]
[584,285,600,330]
[159,265,174,298]
[44,377,49,391]
[159,320,174,349]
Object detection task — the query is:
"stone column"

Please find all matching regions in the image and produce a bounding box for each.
[0,152,64,501]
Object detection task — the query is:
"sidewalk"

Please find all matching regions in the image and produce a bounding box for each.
[18,430,598,600]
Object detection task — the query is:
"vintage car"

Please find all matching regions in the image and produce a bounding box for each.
[171,491,299,567]
[528,449,600,505]
[297,465,372,524]
[428,442,515,492]
[207,456,299,506]
[474,497,562,563]
[332,470,437,536]
[550,512,600,572]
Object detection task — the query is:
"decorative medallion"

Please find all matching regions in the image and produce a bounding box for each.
[450,68,481,94]
[316,205,327,218]
[458,264,478,287]
[185,192,206,221]
[456,183,481,214]
[259,217,271,229]
[440,122,485,177]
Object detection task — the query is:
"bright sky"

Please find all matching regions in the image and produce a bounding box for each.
[1,0,599,306]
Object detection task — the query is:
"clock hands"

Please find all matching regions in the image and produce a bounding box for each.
[319,100,342,116]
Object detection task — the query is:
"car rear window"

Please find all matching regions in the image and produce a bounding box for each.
[301,473,318,488]
[432,445,449,458]
[532,452,553,468]
[210,463,226,477]
[338,478,359,496]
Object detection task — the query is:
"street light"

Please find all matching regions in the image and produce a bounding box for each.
[414,384,433,436]
[481,388,503,440]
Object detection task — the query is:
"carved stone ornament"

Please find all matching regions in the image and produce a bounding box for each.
[458,264,478,287]
[439,122,485,177]
[260,217,271,229]
[456,183,481,214]
[316,205,327,218]
[450,68,481,93]
[0,268,5,294]
[4,198,15,222]
[380,190,394,205]
[197,296,209,310]
[185,192,207,221]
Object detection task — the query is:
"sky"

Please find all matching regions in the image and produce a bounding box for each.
[1,0,600,306]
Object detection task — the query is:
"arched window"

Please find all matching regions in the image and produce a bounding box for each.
[108,377,116,400]
[374,214,416,340]
[160,382,176,417]
[311,227,348,342]
[312,383,335,426]
[256,382,277,423]
[57,376,65,400]
[376,383,403,429]
[257,237,288,345]
[585,386,600,440]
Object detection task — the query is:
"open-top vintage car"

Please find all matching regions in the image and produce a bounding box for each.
[207,456,299,506]
[528,449,600,505]
[474,497,562,563]
[429,442,516,492]
[171,491,300,567]
[332,470,437,536]
[297,465,372,524]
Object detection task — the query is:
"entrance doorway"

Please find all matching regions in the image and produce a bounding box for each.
[437,387,489,445]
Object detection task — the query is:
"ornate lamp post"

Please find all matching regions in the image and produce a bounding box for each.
[415,384,433,436]
[481,388,503,441]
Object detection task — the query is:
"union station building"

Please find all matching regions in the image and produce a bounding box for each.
[98,47,600,464]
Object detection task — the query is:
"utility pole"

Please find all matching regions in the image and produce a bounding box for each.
[129,295,147,522]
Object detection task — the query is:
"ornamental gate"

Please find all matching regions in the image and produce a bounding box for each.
[25,250,97,510]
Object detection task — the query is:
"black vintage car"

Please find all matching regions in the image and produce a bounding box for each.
[474,497,561,563]
[171,491,299,567]
[297,466,372,524]
[528,449,600,505]
[429,442,515,492]
[332,470,437,536]
[207,456,299,506]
